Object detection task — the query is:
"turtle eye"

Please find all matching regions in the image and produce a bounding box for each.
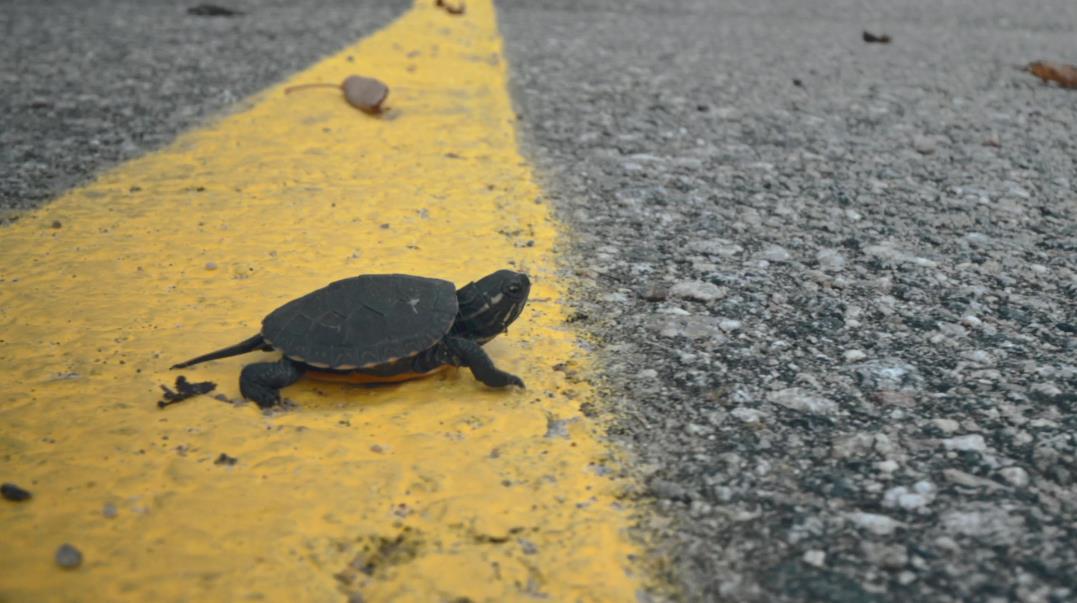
[506,283,521,295]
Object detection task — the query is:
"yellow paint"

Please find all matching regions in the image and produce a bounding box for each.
[0,2,647,601]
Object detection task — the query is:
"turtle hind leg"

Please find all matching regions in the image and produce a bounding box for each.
[444,337,524,388]
[239,358,306,408]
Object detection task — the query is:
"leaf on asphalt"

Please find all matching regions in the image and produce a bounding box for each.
[187,4,243,17]
[284,76,390,114]
[1026,61,1077,89]
[862,31,892,44]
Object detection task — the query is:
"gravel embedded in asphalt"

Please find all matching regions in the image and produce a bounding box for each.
[498,1,1076,600]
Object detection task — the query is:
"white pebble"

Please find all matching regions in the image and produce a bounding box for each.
[912,135,937,154]
[816,248,846,272]
[998,466,1029,488]
[844,349,867,362]
[876,460,899,473]
[943,434,987,452]
[760,244,792,263]
[670,280,727,302]
[1031,382,1062,398]
[718,319,742,332]
[731,407,764,423]
[960,315,982,328]
[849,512,902,536]
[768,388,838,416]
[883,483,935,511]
[803,550,826,567]
[932,418,960,433]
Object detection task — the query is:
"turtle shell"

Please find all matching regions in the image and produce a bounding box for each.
[261,274,458,369]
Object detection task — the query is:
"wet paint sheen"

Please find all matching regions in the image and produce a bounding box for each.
[0,1,644,601]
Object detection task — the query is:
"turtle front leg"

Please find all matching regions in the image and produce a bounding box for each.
[239,357,305,408]
[443,337,524,388]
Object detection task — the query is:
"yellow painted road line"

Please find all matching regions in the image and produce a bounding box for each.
[0,2,647,601]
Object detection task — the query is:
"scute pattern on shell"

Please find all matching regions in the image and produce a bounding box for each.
[261,274,458,368]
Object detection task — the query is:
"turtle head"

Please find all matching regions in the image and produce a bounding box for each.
[452,270,530,343]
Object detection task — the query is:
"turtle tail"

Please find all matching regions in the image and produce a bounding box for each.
[170,334,268,369]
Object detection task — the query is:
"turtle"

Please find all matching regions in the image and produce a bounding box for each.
[171,269,530,408]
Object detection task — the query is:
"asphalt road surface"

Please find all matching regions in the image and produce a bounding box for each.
[5,1,1077,601]
[498,1,1076,601]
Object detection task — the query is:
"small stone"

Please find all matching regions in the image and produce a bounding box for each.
[963,350,995,365]
[1,483,32,502]
[102,502,118,518]
[943,434,987,452]
[639,285,668,301]
[848,512,902,536]
[882,482,936,511]
[651,314,728,340]
[876,460,899,473]
[768,387,838,416]
[205,262,218,270]
[759,244,792,263]
[718,319,742,332]
[650,478,690,502]
[544,415,575,439]
[816,248,846,272]
[960,314,982,328]
[51,220,63,229]
[941,506,1025,539]
[731,407,764,423]
[803,549,826,567]
[998,466,1029,488]
[855,360,921,391]
[55,544,83,569]
[1030,382,1062,399]
[638,368,659,379]
[844,349,867,362]
[874,434,896,455]
[943,469,1001,491]
[519,539,538,555]
[932,418,960,434]
[670,280,726,302]
[912,135,937,154]
[863,543,909,569]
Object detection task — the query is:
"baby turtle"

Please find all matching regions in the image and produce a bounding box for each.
[172,270,530,407]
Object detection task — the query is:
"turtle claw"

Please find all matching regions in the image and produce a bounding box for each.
[487,371,524,389]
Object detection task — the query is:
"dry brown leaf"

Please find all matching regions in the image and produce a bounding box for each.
[1027,61,1077,89]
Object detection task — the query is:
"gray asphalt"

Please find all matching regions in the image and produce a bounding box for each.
[497,1,1076,601]
[4,1,1077,602]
